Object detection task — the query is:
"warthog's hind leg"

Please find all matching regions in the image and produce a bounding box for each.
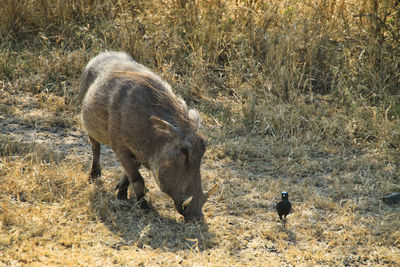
[115,174,130,200]
[89,136,101,181]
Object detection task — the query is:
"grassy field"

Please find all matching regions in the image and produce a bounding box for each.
[1,0,400,265]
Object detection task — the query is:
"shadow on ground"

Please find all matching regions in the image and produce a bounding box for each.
[89,178,216,252]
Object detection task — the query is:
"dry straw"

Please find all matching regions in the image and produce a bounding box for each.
[1,0,399,265]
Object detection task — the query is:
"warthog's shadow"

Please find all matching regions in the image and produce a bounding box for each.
[89,178,215,252]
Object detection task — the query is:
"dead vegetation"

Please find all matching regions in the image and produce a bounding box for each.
[1,0,399,265]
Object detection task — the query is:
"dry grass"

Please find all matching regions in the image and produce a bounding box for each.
[1,0,400,265]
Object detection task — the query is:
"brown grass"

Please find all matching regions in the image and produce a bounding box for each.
[1,0,400,265]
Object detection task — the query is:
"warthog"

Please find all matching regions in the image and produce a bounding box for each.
[79,51,217,221]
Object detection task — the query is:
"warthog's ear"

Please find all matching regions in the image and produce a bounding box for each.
[188,109,201,130]
[150,116,178,137]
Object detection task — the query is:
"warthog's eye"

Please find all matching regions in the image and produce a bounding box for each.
[181,147,189,158]
[180,147,190,165]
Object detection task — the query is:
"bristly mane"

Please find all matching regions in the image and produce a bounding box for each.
[112,71,199,132]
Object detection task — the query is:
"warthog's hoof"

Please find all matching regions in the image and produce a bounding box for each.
[137,198,150,210]
[136,194,150,210]
[115,179,129,200]
[116,189,128,200]
[89,168,101,182]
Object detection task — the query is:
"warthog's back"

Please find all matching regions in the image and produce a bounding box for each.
[79,52,173,146]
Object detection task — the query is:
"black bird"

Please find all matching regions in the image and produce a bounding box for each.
[276,191,292,226]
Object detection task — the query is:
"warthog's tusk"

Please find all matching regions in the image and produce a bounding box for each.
[182,196,193,209]
[207,184,218,198]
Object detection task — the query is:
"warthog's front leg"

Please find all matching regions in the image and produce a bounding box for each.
[113,148,150,210]
[89,136,101,181]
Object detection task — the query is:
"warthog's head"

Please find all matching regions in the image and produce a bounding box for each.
[150,115,217,221]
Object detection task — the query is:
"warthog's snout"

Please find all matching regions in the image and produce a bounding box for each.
[174,184,218,222]
[184,213,204,222]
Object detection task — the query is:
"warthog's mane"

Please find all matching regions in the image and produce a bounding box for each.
[112,71,200,133]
